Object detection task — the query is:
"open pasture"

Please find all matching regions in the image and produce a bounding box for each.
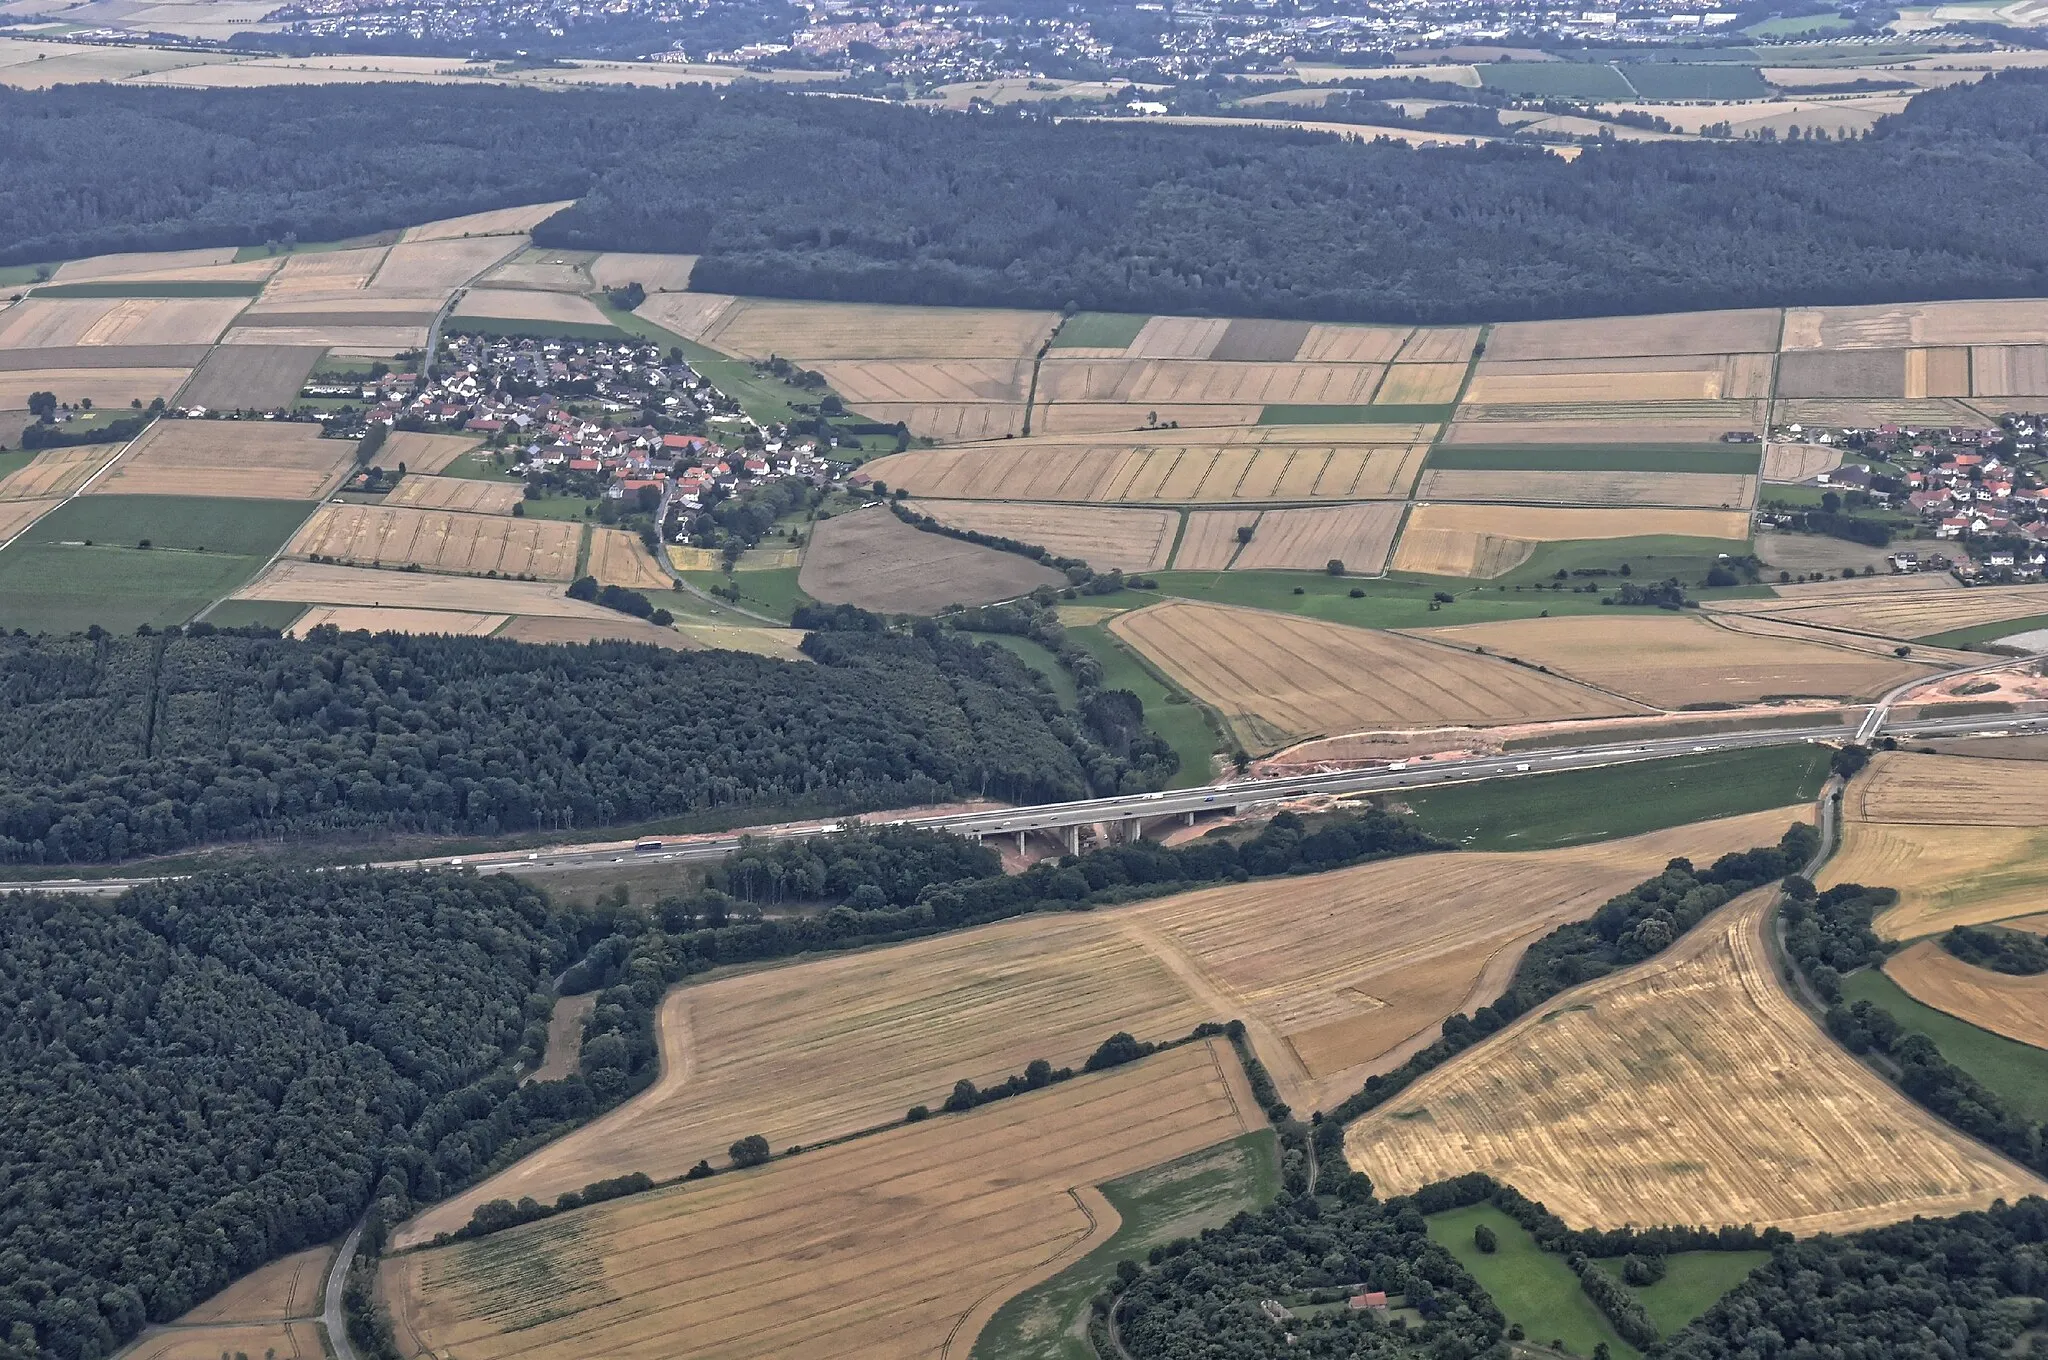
[398,812,1801,1249]
[1782,298,2048,349]
[401,201,573,241]
[177,344,323,410]
[1885,940,2048,1050]
[1969,344,2048,397]
[1226,503,1407,573]
[1413,613,1937,708]
[1110,600,1637,748]
[1036,358,1386,407]
[1485,309,1783,360]
[590,252,699,293]
[452,287,609,326]
[661,294,1059,361]
[798,505,1062,613]
[234,559,632,617]
[386,474,525,514]
[1760,442,1841,481]
[865,430,1428,504]
[587,526,672,591]
[1173,509,1263,569]
[905,500,1178,573]
[286,504,582,579]
[0,296,243,348]
[92,419,353,499]
[1346,890,2048,1234]
[290,605,504,637]
[0,367,189,411]
[368,237,520,293]
[373,431,481,474]
[1390,503,1750,578]
[1415,468,1757,508]
[1736,583,2048,639]
[386,1042,1257,1360]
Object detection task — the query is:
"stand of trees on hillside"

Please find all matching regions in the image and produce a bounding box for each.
[0,623,1153,865]
[9,74,2048,320]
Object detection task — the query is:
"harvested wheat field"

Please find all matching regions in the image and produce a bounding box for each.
[1849,753,2048,826]
[1413,613,1937,707]
[812,358,1033,406]
[866,432,1428,504]
[590,252,699,293]
[798,506,1062,613]
[588,526,672,591]
[400,201,570,241]
[398,813,1795,1249]
[369,238,520,293]
[1210,317,1315,362]
[671,624,807,659]
[49,247,238,281]
[1374,362,1467,405]
[1391,504,1751,579]
[235,560,628,617]
[1174,510,1264,569]
[126,1322,325,1360]
[372,431,482,474]
[1030,402,1268,434]
[0,497,59,542]
[286,504,582,579]
[452,288,609,326]
[1346,889,2048,1234]
[677,296,1058,361]
[1415,468,1757,508]
[1776,349,1908,400]
[1127,315,1231,359]
[1111,600,1637,748]
[632,291,740,344]
[1782,299,2048,350]
[1904,346,1972,398]
[1885,940,2048,1050]
[1485,309,1783,361]
[290,606,506,638]
[1761,442,1842,481]
[177,344,323,411]
[1740,584,2048,639]
[0,296,245,349]
[853,401,1027,442]
[386,474,524,514]
[1821,822,2048,941]
[0,446,118,500]
[1395,326,1482,364]
[1298,324,1413,364]
[264,247,390,295]
[1037,358,1386,407]
[385,1042,1258,1360]
[905,500,1178,573]
[1227,503,1407,573]
[1970,345,2048,398]
[1464,366,1726,405]
[481,250,591,292]
[176,1244,334,1325]
[499,615,700,651]
[1774,398,1982,429]
[0,368,189,410]
[1442,408,1768,446]
[91,420,353,499]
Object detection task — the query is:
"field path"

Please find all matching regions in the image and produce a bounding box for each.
[943,1186,1118,1359]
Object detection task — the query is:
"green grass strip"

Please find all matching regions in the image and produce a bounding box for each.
[1259,402,1455,424]
[1841,967,2048,1123]
[33,280,265,298]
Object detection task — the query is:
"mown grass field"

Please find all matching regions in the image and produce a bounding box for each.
[1052,312,1150,348]
[1841,967,2048,1123]
[1063,622,1222,784]
[1920,612,2048,648]
[1594,1250,1771,1336]
[1424,444,1763,475]
[1393,745,1831,851]
[1259,401,1455,424]
[1427,1204,1637,1359]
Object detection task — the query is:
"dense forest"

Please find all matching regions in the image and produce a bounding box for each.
[0,623,1154,865]
[0,867,625,1360]
[8,74,2048,318]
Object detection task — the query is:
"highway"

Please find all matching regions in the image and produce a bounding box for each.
[10,707,2042,896]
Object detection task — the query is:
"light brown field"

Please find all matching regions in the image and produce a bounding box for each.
[126,1321,325,1360]
[852,401,1028,442]
[1904,346,1972,398]
[0,296,244,348]
[0,445,118,500]
[1970,344,2048,397]
[1484,308,1783,360]
[589,252,699,292]
[1415,468,1757,508]
[587,526,673,591]
[1844,752,2048,827]
[1414,613,1937,708]
[178,343,324,412]
[527,994,596,1084]
[290,605,505,637]
[1128,315,1231,359]
[1395,326,1481,364]
[799,505,1063,613]
[1443,408,1768,445]
[1390,504,1751,578]
[1464,367,1724,404]
[372,431,481,474]
[219,323,427,351]
[1346,889,2048,1234]
[1028,401,1267,434]
[498,615,699,651]
[0,368,190,410]
[385,475,523,514]
[236,560,631,618]
[401,201,573,240]
[482,251,592,292]
[866,431,1428,504]
[632,292,739,344]
[1776,349,1908,399]
[264,247,390,295]
[905,500,1177,572]
[286,504,582,579]
[397,811,1801,1250]
[1761,441,1842,481]
[676,295,1059,361]
[176,1244,334,1325]
[1733,573,1964,604]
[91,420,352,500]
[1737,584,2048,639]
[386,1042,1257,1360]
[1373,362,1467,405]
[1782,298,2048,350]
[0,497,59,542]
[1173,509,1263,569]
[1112,600,1636,748]
[1298,324,1413,363]
[1037,358,1385,406]
[369,238,520,293]
[812,358,1033,405]
[452,288,609,326]
[1227,503,1407,573]
[1774,397,1983,428]
[50,246,238,281]
[671,623,807,659]
[1885,940,2048,1049]
[243,291,445,318]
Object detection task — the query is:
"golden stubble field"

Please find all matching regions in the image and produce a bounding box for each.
[286,504,582,579]
[1484,309,1783,360]
[637,293,1058,362]
[1390,503,1751,578]
[90,420,353,499]
[0,295,246,348]
[234,560,628,617]
[1884,940,2048,1050]
[1346,889,2048,1234]
[1223,503,1408,573]
[1112,600,1641,748]
[1730,583,2048,640]
[398,811,1796,1249]
[1415,468,1757,509]
[385,1041,1259,1360]
[128,1243,333,1360]
[905,500,1179,573]
[386,474,525,514]
[586,526,673,591]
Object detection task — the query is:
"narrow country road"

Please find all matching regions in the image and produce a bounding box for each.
[321,1219,366,1360]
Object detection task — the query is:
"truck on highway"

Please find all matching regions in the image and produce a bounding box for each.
[634,839,665,853]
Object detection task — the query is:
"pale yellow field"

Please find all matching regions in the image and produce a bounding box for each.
[905,499,1178,572]
[1903,346,1972,398]
[176,1244,334,1325]
[0,368,190,410]
[1484,308,1784,360]
[384,475,521,515]
[867,431,1428,504]
[1037,358,1384,406]
[854,401,1029,442]
[1846,752,2048,827]
[590,252,699,292]
[220,323,426,351]
[482,251,591,292]
[401,200,574,240]
[236,560,629,617]
[398,812,1799,1249]
[588,526,673,591]
[1443,407,1769,445]
[371,431,481,474]
[369,238,520,293]
[1415,468,1757,509]
[1029,401,1267,434]
[671,623,807,659]
[1298,323,1412,363]
[1112,600,1636,748]
[1761,442,1842,481]
[1465,367,1723,404]
[674,295,1058,361]
[1391,504,1751,578]
[632,292,739,344]
[1395,326,1481,364]
[498,615,699,651]
[263,247,390,295]
[0,446,116,500]
[452,287,609,326]
[0,497,59,541]
[1970,344,2048,397]
[1414,613,1937,708]
[1373,362,1467,404]
[1346,889,2048,1234]
[290,606,504,637]
[126,1322,324,1360]
[286,505,582,579]
[91,420,353,500]
[1227,503,1407,573]
[1774,398,1982,429]
[812,358,1033,405]
[387,1042,1258,1360]
[243,291,445,317]
[1128,315,1231,358]
[0,296,243,348]
[50,246,238,281]
[1885,940,2048,1049]
[1741,584,2048,639]
[1783,298,2048,349]
[1173,509,1264,569]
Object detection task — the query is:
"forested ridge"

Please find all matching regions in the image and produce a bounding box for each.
[0,624,1148,864]
[6,74,2048,318]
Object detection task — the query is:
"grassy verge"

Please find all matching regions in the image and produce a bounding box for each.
[1918,612,2048,648]
[1063,623,1222,787]
[983,633,1080,708]
[1423,444,1762,475]
[1389,744,1830,851]
[1840,968,2048,1122]
[973,1131,1279,1360]
[1591,1252,1770,1336]
[1426,1205,1638,1359]
[1504,709,1850,751]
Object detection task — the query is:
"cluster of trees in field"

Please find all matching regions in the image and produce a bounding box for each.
[1940,921,2048,975]
[10,74,2048,320]
[0,867,629,1360]
[0,623,1132,864]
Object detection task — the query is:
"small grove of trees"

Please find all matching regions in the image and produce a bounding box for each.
[1940,922,2048,975]
[566,574,676,625]
[728,1134,772,1168]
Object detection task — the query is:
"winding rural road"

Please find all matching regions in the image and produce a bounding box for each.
[321,1219,366,1360]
